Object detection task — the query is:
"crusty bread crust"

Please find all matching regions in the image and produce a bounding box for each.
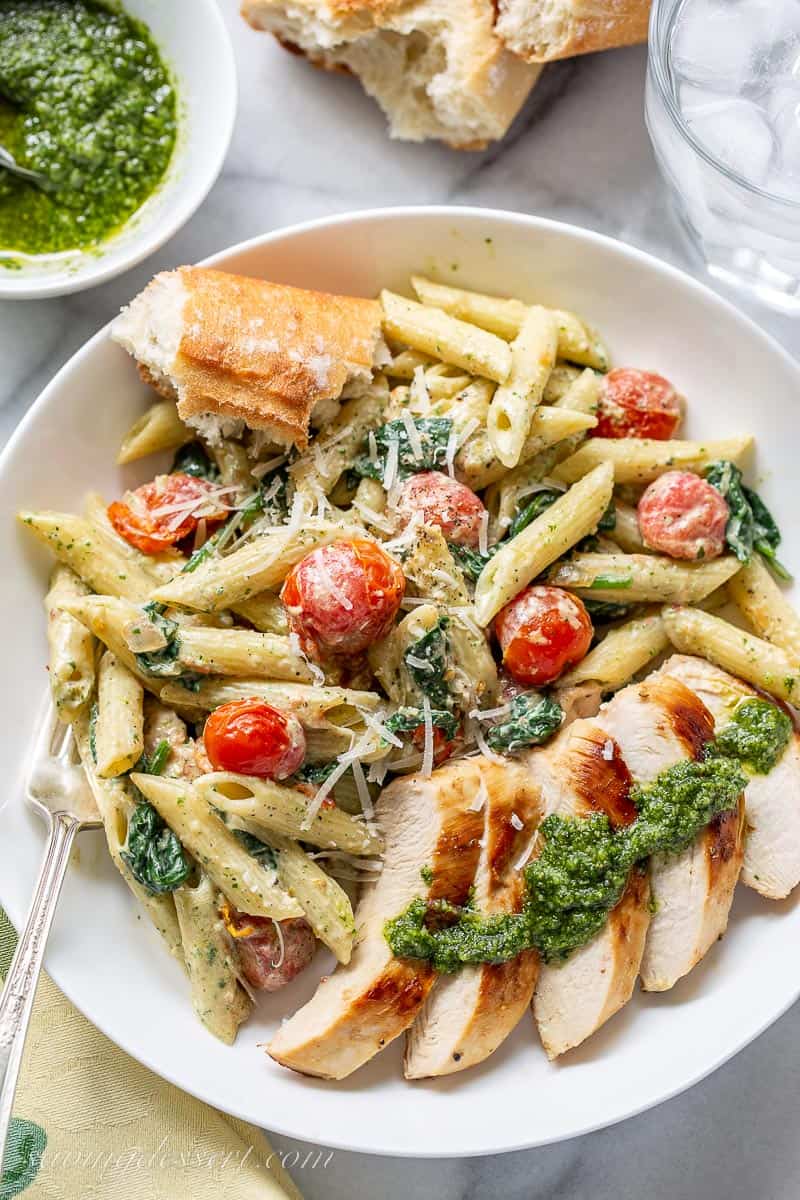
[495,0,650,63]
[173,268,381,449]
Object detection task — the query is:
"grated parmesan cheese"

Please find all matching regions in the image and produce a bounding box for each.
[478,510,489,557]
[421,696,435,778]
[602,738,615,761]
[383,437,400,492]
[401,409,424,462]
[468,774,488,812]
[510,812,524,831]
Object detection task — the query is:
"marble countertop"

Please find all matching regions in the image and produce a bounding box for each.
[2,3,799,1196]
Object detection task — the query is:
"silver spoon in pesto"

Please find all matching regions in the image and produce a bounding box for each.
[0,144,51,191]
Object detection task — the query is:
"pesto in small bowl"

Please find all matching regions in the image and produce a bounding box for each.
[0,0,177,256]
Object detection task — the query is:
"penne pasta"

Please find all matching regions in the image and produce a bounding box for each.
[380,290,511,383]
[195,772,383,855]
[231,591,289,635]
[150,519,364,612]
[456,406,596,492]
[116,399,191,465]
[175,626,315,682]
[473,462,615,626]
[487,306,559,468]
[553,435,754,485]
[95,650,145,777]
[606,500,646,553]
[20,510,155,602]
[728,554,800,657]
[173,873,252,1044]
[549,552,741,604]
[662,605,800,702]
[131,772,304,920]
[83,492,183,586]
[410,277,610,369]
[558,613,669,691]
[45,565,95,720]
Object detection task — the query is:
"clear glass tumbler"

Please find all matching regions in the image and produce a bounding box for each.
[646,0,800,313]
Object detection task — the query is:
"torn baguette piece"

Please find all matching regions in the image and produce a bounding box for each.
[111,267,384,451]
[241,0,542,150]
[495,0,651,63]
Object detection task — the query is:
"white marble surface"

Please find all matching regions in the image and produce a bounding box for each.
[3,3,799,1195]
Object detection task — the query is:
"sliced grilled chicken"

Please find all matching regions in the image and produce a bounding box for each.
[404,759,543,1079]
[529,713,650,1060]
[661,654,800,900]
[623,670,745,992]
[267,759,484,1080]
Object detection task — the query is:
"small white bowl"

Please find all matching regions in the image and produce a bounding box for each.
[0,0,237,300]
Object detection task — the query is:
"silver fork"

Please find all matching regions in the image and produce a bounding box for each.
[0,145,51,191]
[0,703,100,1180]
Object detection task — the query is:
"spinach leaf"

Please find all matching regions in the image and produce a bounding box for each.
[171,442,218,481]
[133,602,182,677]
[134,739,170,777]
[448,542,497,582]
[486,694,564,754]
[583,600,633,623]
[385,706,459,741]
[705,460,792,580]
[233,827,277,870]
[121,801,190,895]
[404,617,452,710]
[294,761,338,785]
[590,572,633,590]
[507,489,561,540]
[597,498,617,532]
[351,418,453,482]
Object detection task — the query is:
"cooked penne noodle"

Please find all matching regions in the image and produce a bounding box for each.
[176,627,315,682]
[380,290,511,383]
[117,399,191,465]
[20,510,155,602]
[195,772,383,855]
[728,555,800,657]
[410,277,609,369]
[542,363,582,403]
[558,613,668,691]
[173,873,252,1044]
[73,712,184,963]
[231,591,289,636]
[159,676,379,724]
[83,492,184,586]
[474,462,615,626]
[95,650,145,777]
[131,772,304,920]
[662,605,800,702]
[553,435,754,485]
[487,306,559,468]
[424,362,472,399]
[606,500,646,553]
[385,348,433,379]
[213,438,254,488]
[150,519,364,612]
[45,565,95,719]
[456,406,596,491]
[549,552,741,604]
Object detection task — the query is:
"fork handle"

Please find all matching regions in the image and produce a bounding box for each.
[0,812,79,1178]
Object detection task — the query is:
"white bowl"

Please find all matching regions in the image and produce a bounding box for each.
[0,0,236,300]
[2,209,799,1157]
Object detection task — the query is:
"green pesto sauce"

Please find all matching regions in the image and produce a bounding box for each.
[0,0,177,256]
[385,698,790,969]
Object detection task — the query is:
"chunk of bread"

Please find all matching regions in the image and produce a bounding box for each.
[241,0,543,149]
[111,267,384,451]
[495,0,650,63]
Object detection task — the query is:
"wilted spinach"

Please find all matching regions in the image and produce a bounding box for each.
[486,694,564,754]
[705,460,791,580]
[171,442,218,481]
[385,706,459,741]
[133,739,170,777]
[448,542,497,582]
[583,600,633,623]
[233,828,277,870]
[133,603,182,677]
[404,617,453,710]
[507,489,561,540]
[121,801,190,894]
[351,418,453,482]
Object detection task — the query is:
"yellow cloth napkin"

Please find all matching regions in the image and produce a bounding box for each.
[0,908,302,1200]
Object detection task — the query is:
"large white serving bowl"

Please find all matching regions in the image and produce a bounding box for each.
[1,208,799,1157]
[0,0,236,299]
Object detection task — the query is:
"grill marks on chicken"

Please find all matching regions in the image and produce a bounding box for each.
[267,759,484,1080]
[404,759,543,1079]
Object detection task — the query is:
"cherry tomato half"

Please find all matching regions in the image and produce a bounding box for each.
[637,470,729,561]
[593,368,682,441]
[494,585,593,687]
[394,471,487,547]
[108,473,226,555]
[411,722,458,767]
[281,536,405,655]
[203,699,306,779]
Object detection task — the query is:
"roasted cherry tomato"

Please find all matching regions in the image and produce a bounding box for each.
[203,699,306,779]
[394,470,487,547]
[221,903,315,992]
[494,585,593,687]
[281,536,405,655]
[108,473,226,555]
[637,470,729,561]
[593,368,682,440]
[411,722,458,767]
